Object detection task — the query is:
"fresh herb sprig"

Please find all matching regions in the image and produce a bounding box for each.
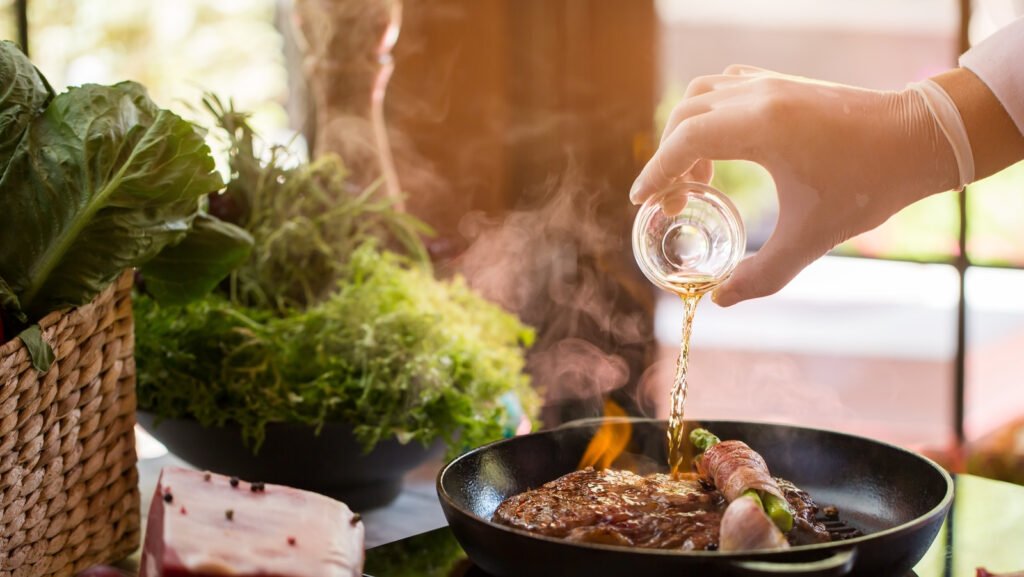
[202,95,429,314]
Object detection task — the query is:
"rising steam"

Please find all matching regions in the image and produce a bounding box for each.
[453,162,655,424]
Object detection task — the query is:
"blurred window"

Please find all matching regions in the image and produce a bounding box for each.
[23,0,289,137]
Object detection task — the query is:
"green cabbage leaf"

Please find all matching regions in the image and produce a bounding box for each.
[0,40,52,173]
[0,81,234,320]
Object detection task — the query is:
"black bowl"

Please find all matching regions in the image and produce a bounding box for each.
[137,411,443,510]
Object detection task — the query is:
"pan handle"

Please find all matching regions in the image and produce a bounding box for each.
[730,548,855,577]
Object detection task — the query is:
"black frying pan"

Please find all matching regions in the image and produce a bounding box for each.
[437,419,953,577]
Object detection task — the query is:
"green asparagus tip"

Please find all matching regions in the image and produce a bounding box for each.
[690,428,721,452]
[763,493,795,533]
[741,489,763,509]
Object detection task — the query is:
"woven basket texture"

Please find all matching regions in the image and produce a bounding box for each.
[0,272,140,577]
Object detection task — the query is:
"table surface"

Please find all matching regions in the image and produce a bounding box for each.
[135,447,1024,577]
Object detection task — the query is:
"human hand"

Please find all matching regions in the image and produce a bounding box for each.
[630,65,961,306]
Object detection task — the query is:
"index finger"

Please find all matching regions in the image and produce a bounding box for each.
[630,109,756,205]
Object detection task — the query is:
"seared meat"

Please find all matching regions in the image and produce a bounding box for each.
[492,468,832,551]
[494,468,725,550]
[777,478,832,545]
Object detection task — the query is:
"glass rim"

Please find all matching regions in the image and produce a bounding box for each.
[631,180,747,293]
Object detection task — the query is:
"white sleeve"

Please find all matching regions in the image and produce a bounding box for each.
[960,16,1024,136]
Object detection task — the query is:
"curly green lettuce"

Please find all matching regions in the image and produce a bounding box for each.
[135,244,538,455]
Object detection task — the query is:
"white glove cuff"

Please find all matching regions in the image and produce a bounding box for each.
[907,79,974,191]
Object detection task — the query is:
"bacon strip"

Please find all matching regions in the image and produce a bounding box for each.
[696,440,785,503]
[719,497,790,552]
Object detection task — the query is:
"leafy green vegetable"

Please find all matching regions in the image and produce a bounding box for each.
[0,41,53,173]
[16,325,53,372]
[0,82,228,320]
[363,528,467,577]
[0,47,251,374]
[135,244,538,454]
[0,41,51,327]
[0,276,21,324]
[142,214,254,305]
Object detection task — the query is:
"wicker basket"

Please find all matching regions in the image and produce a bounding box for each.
[0,272,140,577]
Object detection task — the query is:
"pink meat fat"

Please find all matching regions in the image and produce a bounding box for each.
[140,467,363,577]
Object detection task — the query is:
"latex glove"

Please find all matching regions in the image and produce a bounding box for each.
[630,65,962,306]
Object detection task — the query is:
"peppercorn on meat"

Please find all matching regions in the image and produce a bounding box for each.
[140,467,364,577]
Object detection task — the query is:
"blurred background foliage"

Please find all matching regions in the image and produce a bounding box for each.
[967,160,1024,267]
[0,0,12,41]
[22,0,290,139]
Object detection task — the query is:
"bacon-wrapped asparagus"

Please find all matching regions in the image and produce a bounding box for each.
[691,428,795,532]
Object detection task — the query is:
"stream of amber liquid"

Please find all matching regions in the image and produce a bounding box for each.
[665,279,715,477]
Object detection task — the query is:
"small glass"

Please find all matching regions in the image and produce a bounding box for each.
[632,182,746,295]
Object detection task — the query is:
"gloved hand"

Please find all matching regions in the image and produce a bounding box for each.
[630,65,964,307]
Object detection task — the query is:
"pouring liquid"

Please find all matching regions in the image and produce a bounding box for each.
[664,275,718,477]
[630,183,745,477]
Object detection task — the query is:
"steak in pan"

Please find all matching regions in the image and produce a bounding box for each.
[492,467,831,551]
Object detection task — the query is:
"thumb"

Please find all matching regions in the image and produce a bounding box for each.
[712,227,827,307]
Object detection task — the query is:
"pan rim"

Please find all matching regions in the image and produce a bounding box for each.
[436,418,955,559]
